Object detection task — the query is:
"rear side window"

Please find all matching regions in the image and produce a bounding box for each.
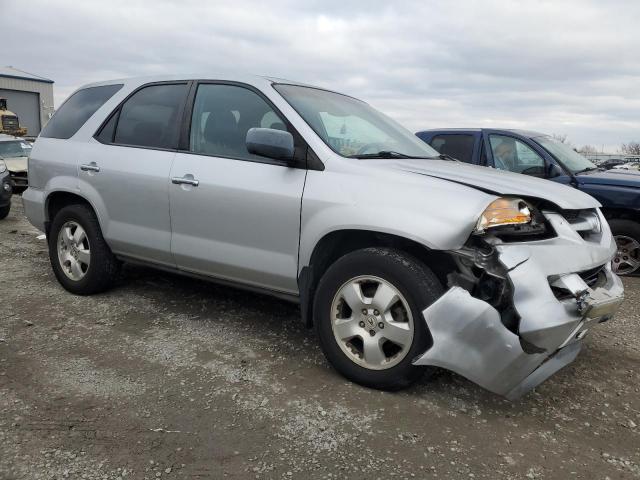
[111,83,188,149]
[429,134,475,163]
[40,84,123,139]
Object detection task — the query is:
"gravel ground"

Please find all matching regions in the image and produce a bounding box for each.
[1,196,639,480]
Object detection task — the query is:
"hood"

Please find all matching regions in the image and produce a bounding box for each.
[379,159,601,210]
[576,168,640,188]
[2,156,28,173]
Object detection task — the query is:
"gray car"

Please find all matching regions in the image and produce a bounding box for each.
[23,74,624,399]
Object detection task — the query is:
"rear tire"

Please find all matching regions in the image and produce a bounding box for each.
[0,203,9,220]
[48,204,120,294]
[609,219,640,276]
[314,247,443,390]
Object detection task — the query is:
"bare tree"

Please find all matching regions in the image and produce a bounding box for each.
[620,142,640,155]
[552,133,568,144]
[578,145,598,155]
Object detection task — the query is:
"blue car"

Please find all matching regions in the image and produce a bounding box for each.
[416,128,640,275]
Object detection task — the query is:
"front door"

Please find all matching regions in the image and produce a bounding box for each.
[169,83,307,294]
[483,132,548,177]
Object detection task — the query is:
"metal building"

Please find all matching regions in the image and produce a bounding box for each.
[0,66,54,137]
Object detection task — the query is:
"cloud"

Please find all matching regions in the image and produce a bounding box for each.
[4,0,640,150]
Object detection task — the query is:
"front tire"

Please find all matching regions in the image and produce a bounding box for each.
[609,219,640,276]
[48,204,120,294]
[0,203,9,220]
[314,248,443,390]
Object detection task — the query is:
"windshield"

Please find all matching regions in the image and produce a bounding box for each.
[0,140,32,159]
[534,135,597,174]
[274,84,439,159]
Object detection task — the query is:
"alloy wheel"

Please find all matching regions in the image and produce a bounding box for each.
[612,235,640,275]
[330,275,414,370]
[57,221,91,281]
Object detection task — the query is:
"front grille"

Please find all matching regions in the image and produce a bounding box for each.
[10,171,28,187]
[550,264,607,300]
[1,115,19,130]
[579,264,606,287]
[561,209,580,220]
[561,209,601,240]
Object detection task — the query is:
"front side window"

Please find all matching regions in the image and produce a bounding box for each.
[0,140,32,158]
[274,84,439,159]
[112,83,188,149]
[189,84,288,161]
[489,134,546,176]
[429,134,475,163]
[40,84,123,139]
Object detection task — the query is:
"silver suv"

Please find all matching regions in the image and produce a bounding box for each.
[23,75,624,399]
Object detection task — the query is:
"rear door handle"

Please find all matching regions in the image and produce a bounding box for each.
[171,176,199,187]
[80,163,100,172]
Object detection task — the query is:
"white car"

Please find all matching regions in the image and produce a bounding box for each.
[0,134,31,193]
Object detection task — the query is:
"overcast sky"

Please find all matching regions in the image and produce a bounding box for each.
[4,0,639,150]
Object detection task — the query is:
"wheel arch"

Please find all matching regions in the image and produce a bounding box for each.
[601,206,640,223]
[45,190,103,236]
[298,229,455,328]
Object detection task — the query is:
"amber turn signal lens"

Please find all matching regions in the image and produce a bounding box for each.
[476,198,531,233]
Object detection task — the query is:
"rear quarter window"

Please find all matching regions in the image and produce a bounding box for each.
[40,84,123,139]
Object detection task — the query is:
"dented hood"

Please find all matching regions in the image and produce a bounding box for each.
[381,159,601,210]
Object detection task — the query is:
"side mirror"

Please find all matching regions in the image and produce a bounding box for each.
[246,128,294,162]
[548,163,564,178]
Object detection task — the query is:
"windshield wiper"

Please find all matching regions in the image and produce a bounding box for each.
[348,151,419,159]
[573,166,599,174]
[431,154,459,162]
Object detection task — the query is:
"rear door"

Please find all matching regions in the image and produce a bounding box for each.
[83,82,189,266]
[425,133,479,164]
[169,82,307,294]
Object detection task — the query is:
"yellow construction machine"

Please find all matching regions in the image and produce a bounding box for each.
[0,98,28,137]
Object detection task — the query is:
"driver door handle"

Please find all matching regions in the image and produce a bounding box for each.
[172,176,200,187]
[80,162,100,172]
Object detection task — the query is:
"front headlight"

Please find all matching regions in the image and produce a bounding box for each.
[0,160,6,174]
[475,197,532,234]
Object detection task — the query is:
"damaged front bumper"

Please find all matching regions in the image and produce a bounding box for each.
[413,209,624,400]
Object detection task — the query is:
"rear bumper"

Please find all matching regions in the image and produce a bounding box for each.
[413,210,624,399]
[22,187,46,232]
